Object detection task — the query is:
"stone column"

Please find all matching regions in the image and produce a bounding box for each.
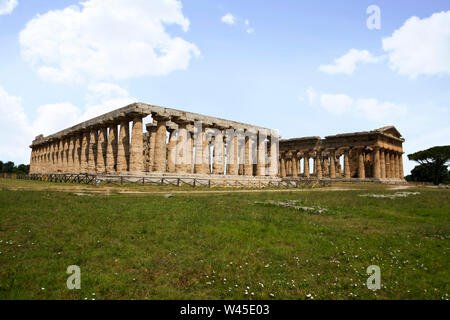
[358,149,365,179]
[394,152,400,179]
[176,121,188,173]
[304,153,310,178]
[106,124,118,174]
[213,130,225,175]
[146,124,157,172]
[153,117,168,173]
[227,132,239,175]
[96,127,107,174]
[73,134,81,173]
[385,151,391,179]
[344,149,351,179]
[88,129,98,174]
[399,153,404,180]
[390,152,395,179]
[316,152,323,179]
[80,131,89,174]
[202,131,211,174]
[129,116,144,175]
[269,134,279,177]
[380,149,386,179]
[117,120,130,174]
[280,156,286,178]
[194,126,204,174]
[328,150,336,179]
[167,129,177,173]
[186,127,194,173]
[323,154,329,176]
[292,154,298,178]
[373,147,381,179]
[244,134,253,176]
[257,131,266,176]
[61,140,67,173]
[57,140,64,172]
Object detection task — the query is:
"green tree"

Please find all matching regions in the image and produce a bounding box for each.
[2,161,15,173]
[0,160,3,172]
[408,146,450,185]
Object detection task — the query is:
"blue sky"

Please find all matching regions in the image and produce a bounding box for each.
[0,0,449,174]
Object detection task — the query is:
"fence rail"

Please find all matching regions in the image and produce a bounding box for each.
[1,173,331,188]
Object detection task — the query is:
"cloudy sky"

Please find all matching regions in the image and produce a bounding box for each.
[0,0,449,174]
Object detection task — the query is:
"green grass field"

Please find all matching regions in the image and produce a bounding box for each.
[0,178,448,300]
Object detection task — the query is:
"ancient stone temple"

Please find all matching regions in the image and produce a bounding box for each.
[279,126,406,181]
[28,103,280,180]
[28,102,405,183]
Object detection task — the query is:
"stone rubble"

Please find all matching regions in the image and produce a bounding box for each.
[255,199,327,215]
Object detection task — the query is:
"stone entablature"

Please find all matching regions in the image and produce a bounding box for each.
[29,102,279,178]
[279,126,406,181]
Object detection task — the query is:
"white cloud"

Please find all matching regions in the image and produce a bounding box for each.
[383,11,450,78]
[0,87,31,162]
[320,93,353,114]
[221,13,236,25]
[0,84,135,164]
[306,88,407,121]
[319,49,380,75]
[19,0,200,84]
[0,0,17,15]
[246,28,255,34]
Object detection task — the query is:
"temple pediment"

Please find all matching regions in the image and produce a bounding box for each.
[376,126,402,138]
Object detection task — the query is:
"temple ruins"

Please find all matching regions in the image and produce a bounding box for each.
[279,126,405,181]
[29,102,405,184]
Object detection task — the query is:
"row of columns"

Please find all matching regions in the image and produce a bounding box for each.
[30,115,146,175]
[279,147,404,180]
[29,115,280,177]
[145,119,279,177]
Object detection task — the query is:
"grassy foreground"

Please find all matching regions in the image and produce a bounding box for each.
[0,178,448,300]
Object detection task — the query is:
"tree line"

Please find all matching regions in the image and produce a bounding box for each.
[0,161,30,174]
[406,146,450,185]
